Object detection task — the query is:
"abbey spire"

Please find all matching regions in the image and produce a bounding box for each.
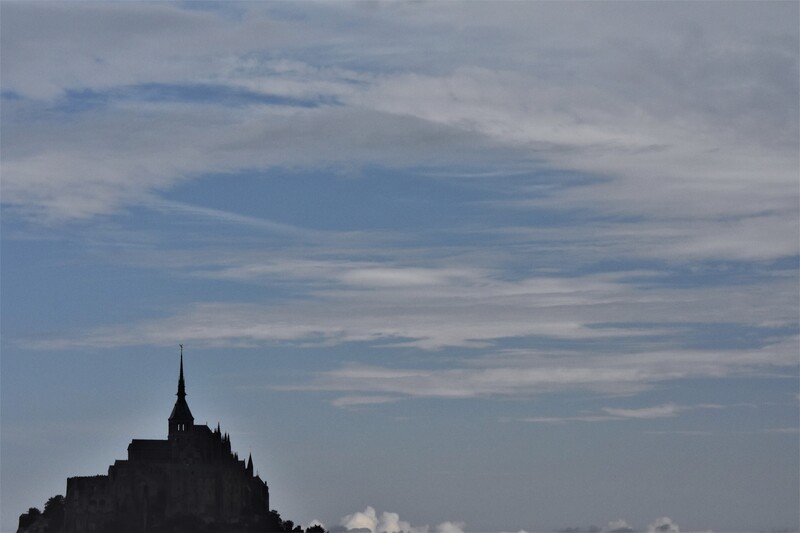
[178,345,186,398]
[169,345,194,436]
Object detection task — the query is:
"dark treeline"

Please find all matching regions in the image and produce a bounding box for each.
[18,494,328,533]
[18,495,64,532]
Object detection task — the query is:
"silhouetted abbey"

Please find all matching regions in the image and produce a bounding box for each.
[58,352,271,532]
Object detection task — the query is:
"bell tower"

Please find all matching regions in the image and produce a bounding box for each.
[168,345,194,437]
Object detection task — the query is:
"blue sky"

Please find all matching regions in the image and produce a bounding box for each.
[1,2,798,533]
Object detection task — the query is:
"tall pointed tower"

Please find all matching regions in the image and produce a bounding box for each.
[168,345,194,436]
[60,344,272,533]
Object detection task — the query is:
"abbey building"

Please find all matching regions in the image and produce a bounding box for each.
[58,352,271,533]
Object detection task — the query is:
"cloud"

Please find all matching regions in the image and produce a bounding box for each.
[521,404,725,424]
[2,98,510,222]
[330,396,401,409]
[434,523,465,533]
[340,507,460,533]
[646,517,680,533]
[604,520,635,533]
[0,3,332,100]
[19,226,797,406]
[148,199,321,239]
[339,268,475,288]
[490,212,799,264]
[601,403,721,420]
[763,427,800,434]
[562,519,712,533]
[3,2,797,269]
[354,64,798,261]
[32,308,798,400]
[305,338,797,402]
[521,416,618,425]
[24,264,682,350]
[25,244,798,402]
[26,240,798,352]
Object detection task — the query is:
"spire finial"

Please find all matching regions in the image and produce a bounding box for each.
[177,345,186,399]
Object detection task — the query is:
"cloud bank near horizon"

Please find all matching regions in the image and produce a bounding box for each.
[329,507,698,533]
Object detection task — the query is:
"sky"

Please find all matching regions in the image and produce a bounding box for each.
[1,2,798,533]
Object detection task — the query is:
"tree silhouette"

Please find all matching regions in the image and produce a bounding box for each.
[18,507,41,530]
[18,493,325,533]
[43,495,65,532]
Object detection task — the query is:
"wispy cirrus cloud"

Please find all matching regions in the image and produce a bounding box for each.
[2,100,507,221]
[303,339,797,404]
[146,199,321,239]
[602,403,722,420]
[26,251,797,352]
[329,396,402,409]
[521,403,724,424]
[3,3,797,271]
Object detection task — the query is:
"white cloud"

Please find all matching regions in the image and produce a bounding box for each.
[646,517,680,533]
[493,212,799,264]
[557,518,713,533]
[0,3,329,100]
[25,243,798,402]
[350,61,798,261]
[341,507,381,533]
[602,404,699,420]
[2,2,797,269]
[340,507,450,533]
[522,403,725,424]
[763,427,800,434]
[339,268,475,288]
[31,241,798,351]
[306,338,797,402]
[28,263,687,350]
[434,523,465,533]
[604,519,635,533]
[149,199,320,239]
[521,416,618,425]
[2,99,503,222]
[305,520,327,531]
[330,396,401,409]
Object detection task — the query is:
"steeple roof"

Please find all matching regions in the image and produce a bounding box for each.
[169,347,194,423]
